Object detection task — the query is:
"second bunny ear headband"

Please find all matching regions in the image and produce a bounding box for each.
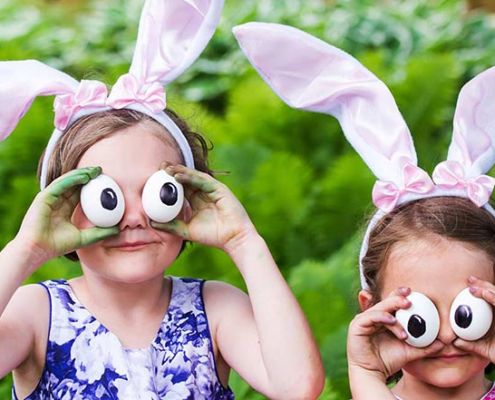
[0,0,225,189]
[233,22,495,290]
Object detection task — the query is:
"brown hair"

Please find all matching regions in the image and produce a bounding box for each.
[37,108,213,261]
[362,196,495,302]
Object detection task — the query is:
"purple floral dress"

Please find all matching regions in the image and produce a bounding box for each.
[13,277,234,400]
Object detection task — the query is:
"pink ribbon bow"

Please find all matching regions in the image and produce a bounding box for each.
[372,163,435,212]
[433,160,495,207]
[54,80,108,131]
[107,73,166,113]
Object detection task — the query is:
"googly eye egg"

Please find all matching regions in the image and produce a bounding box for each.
[396,291,440,348]
[80,174,125,228]
[142,170,184,223]
[449,287,493,341]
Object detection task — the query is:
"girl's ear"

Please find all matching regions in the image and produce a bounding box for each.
[358,290,374,311]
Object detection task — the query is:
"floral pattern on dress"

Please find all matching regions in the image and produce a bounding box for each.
[13,277,234,400]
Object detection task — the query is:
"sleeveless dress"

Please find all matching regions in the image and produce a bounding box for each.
[394,382,495,399]
[13,277,235,400]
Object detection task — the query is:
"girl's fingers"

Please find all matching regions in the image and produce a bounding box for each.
[165,165,218,194]
[151,219,190,240]
[469,286,495,305]
[368,292,411,315]
[405,340,445,362]
[79,226,119,248]
[44,167,101,203]
[454,338,492,359]
[353,311,399,336]
[468,276,495,291]
[382,320,409,341]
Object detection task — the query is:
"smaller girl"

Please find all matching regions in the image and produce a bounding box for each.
[233,22,495,399]
[0,4,324,399]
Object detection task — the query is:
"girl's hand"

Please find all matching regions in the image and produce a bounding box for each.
[347,287,444,380]
[15,167,119,267]
[454,276,495,360]
[151,165,256,252]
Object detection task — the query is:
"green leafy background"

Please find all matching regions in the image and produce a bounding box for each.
[1,0,495,398]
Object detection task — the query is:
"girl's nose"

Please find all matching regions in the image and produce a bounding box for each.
[437,309,457,345]
[118,191,148,230]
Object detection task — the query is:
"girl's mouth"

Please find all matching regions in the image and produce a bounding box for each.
[110,241,154,250]
[428,353,469,362]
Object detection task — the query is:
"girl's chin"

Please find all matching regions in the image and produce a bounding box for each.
[404,356,488,388]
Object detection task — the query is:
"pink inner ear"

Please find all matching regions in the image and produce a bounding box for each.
[130,0,223,86]
[450,66,495,173]
[0,60,79,140]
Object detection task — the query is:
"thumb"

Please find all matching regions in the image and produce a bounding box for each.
[79,226,119,247]
[405,340,445,363]
[151,220,190,240]
[454,338,492,360]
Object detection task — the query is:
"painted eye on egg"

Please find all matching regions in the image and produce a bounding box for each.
[80,174,125,227]
[142,170,184,223]
[395,291,440,348]
[449,288,493,341]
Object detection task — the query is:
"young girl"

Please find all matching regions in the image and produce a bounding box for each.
[0,3,324,399]
[233,22,495,399]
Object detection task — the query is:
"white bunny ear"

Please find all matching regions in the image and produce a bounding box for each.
[233,22,419,185]
[0,60,79,140]
[446,67,495,177]
[129,0,224,86]
[431,66,495,207]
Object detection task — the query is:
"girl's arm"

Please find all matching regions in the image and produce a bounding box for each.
[348,368,396,399]
[0,167,118,377]
[152,165,325,399]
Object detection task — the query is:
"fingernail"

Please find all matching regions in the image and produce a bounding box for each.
[400,331,408,340]
[469,286,479,294]
[468,276,477,283]
[398,287,410,295]
[89,166,102,177]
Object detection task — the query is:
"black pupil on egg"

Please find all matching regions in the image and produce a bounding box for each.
[160,183,178,206]
[455,305,473,328]
[408,314,426,338]
[101,188,118,210]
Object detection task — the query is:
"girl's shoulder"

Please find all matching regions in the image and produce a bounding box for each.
[201,279,251,329]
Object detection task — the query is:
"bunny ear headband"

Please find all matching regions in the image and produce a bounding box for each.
[233,22,495,289]
[0,0,225,189]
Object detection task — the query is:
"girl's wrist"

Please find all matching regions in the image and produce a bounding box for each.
[348,364,388,383]
[7,236,48,274]
[223,225,264,261]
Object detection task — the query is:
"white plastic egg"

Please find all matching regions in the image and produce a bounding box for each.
[80,174,125,228]
[450,288,493,341]
[142,170,184,223]
[396,291,440,348]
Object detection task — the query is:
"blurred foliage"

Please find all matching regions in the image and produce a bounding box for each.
[1,0,495,399]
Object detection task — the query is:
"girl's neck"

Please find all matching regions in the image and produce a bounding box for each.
[69,271,171,321]
[393,371,492,400]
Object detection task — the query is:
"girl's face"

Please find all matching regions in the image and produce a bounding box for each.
[72,121,185,284]
[380,235,494,387]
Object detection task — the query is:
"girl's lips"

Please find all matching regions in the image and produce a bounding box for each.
[428,353,469,362]
[109,241,155,250]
